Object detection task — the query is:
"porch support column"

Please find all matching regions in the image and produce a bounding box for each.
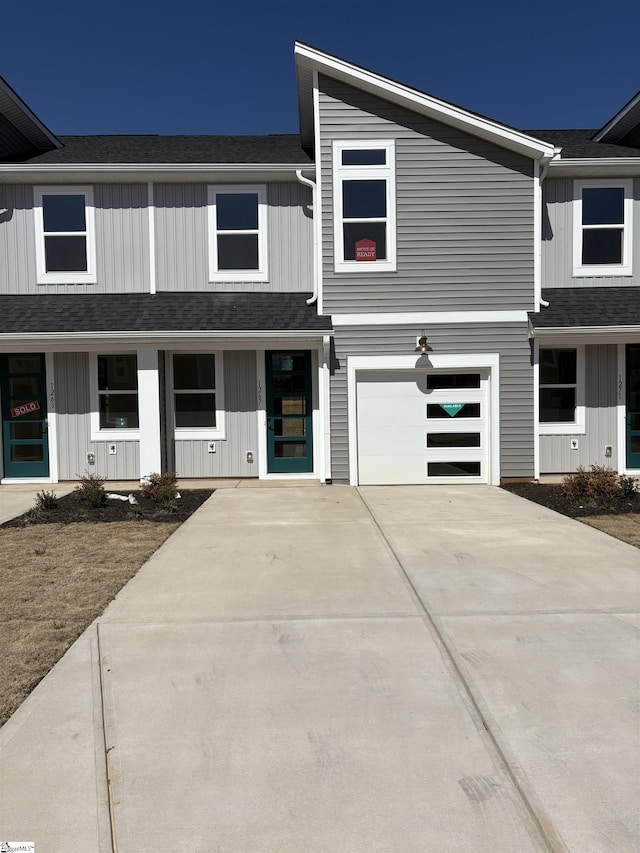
[137,346,162,479]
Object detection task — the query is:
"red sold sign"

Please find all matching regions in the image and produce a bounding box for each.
[10,400,40,418]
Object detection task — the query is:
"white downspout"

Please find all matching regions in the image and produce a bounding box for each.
[296,170,318,305]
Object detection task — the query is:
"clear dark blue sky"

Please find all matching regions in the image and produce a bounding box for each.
[3,0,639,136]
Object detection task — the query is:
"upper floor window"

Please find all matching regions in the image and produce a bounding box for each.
[538,346,585,435]
[208,185,268,282]
[34,186,97,284]
[573,180,633,277]
[332,140,396,273]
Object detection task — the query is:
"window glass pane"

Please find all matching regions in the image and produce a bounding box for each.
[44,236,87,272]
[270,353,307,373]
[273,395,306,416]
[343,180,386,219]
[631,414,640,430]
[173,354,215,390]
[99,394,139,429]
[540,350,576,385]
[428,461,481,477]
[43,194,86,232]
[216,193,258,230]
[217,234,259,270]
[631,436,640,453]
[9,377,40,397]
[540,388,576,422]
[11,422,42,440]
[98,355,138,391]
[427,433,481,448]
[341,149,386,166]
[274,440,306,458]
[427,403,481,419]
[11,444,44,463]
[582,229,623,265]
[426,373,481,389]
[8,356,41,374]
[582,187,624,225]
[272,374,307,393]
[343,222,387,260]
[175,393,216,428]
[273,418,306,436]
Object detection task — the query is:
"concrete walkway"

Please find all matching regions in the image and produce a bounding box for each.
[1,485,638,852]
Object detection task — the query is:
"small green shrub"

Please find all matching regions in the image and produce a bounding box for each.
[141,472,178,504]
[128,504,146,519]
[23,506,41,521]
[561,466,591,501]
[75,472,107,507]
[618,475,638,498]
[35,490,58,511]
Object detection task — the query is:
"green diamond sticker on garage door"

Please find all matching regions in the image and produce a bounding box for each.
[440,403,465,417]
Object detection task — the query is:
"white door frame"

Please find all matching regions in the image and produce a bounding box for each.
[347,353,501,486]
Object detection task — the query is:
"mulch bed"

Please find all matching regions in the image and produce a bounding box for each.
[502,481,640,519]
[1,488,214,529]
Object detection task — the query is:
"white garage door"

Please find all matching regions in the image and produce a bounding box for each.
[356,369,490,485]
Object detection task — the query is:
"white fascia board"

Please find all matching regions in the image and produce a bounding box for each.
[0,163,316,184]
[0,330,331,347]
[294,43,556,161]
[532,325,640,337]
[332,310,528,326]
[593,92,640,142]
[548,158,640,177]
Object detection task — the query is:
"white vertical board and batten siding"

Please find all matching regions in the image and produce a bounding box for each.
[54,352,140,479]
[0,184,149,293]
[542,177,640,288]
[318,76,535,314]
[330,324,533,481]
[540,344,618,471]
[154,183,313,292]
[172,351,258,477]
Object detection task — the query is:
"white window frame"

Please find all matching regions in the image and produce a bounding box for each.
[332,140,396,273]
[168,351,225,440]
[538,345,585,435]
[207,185,268,282]
[573,179,633,277]
[34,186,97,284]
[89,353,140,441]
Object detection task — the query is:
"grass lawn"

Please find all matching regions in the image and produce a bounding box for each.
[0,487,212,727]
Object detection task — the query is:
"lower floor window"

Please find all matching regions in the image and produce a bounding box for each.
[98,354,139,429]
[539,348,577,423]
[172,353,224,436]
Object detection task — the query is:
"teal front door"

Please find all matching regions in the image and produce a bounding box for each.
[266,351,313,473]
[626,344,640,469]
[1,353,50,478]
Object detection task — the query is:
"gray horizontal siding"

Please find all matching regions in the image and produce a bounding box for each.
[542,177,640,288]
[154,182,313,292]
[318,76,535,314]
[540,344,618,472]
[331,322,533,481]
[54,352,139,480]
[170,351,258,477]
[0,184,149,294]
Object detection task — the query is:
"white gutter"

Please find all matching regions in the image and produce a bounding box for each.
[0,163,317,184]
[296,170,318,305]
[532,325,640,336]
[0,329,331,343]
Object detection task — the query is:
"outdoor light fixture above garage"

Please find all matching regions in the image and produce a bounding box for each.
[414,333,433,354]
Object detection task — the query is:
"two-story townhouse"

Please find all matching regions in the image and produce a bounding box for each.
[0,44,638,487]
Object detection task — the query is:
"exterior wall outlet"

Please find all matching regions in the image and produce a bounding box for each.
[87,452,95,465]
[246,450,254,463]
[570,439,579,450]
[108,444,117,455]
[208,441,216,453]
[605,445,613,458]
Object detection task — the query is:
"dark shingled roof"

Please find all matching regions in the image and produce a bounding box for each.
[531,288,640,329]
[523,129,640,158]
[9,134,312,165]
[0,293,331,334]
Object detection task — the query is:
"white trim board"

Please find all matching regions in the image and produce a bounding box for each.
[332,311,528,326]
[347,353,501,486]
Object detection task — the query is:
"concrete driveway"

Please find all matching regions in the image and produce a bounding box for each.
[1,484,638,852]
